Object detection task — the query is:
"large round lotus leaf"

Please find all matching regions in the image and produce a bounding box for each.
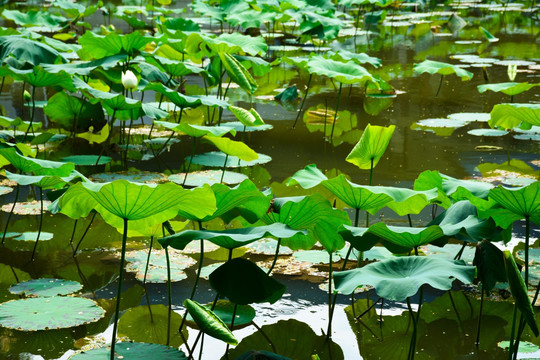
[1,201,52,215]
[13,232,54,241]
[189,151,272,168]
[186,300,255,329]
[9,278,82,297]
[416,118,468,128]
[333,256,475,301]
[169,170,248,187]
[69,342,187,359]
[125,249,196,283]
[245,238,293,255]
[61,155,112,166]
[90,171,168,184]
[234,350,291,360]
[494,60,536,67]
[459,57,497,63]
[515,134,540,141]
[118,304,188,347]
[0,186,13,195]
[209,258,286,305]
[222,121,273,132]
[0,296,104,331]
[293,250,342,264]
[516,248,540,265]
[467,129,508,137]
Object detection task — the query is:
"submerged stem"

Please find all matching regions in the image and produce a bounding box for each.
[110,218,128,360]
[292,73,312,129]
[30,188,44,261]
[2,184,19,244]
[329,82,343,142]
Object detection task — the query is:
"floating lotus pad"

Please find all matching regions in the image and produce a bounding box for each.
[89,171,168,184]
[448,112,490,122]
[498,341,539,353]
[494,60,536,67]
[13,232,53,241]
[125,249,196,283]
[9,278,82,297]
[0,186,13,195]
[169,171,248,187]
[514,134,540,141]
[222,121,273,132]
[293,250,342,264]
[459,57,497,63]
[516,248,540,265]
[180,240,219,254]
[416,118,468,128]
[69,342,187,359]
[189,152,272,168]
[467,129,508,137]
[200,262,223,280]
[0,296,104,331]
[1,201,52,215]
[245,238,293,256]
[61,155,112,166]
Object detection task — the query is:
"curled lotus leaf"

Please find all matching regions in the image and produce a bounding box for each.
[414,60,473,81]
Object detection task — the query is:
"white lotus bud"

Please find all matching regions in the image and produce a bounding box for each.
[23,90,31,103]
[507,64,517,82]
[121,70,138,90]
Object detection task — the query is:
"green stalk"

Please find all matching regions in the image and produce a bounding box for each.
[475,286,485,346]
[525,215,530,288]
[435,75,444,97]
[73,211,97,256]
[110,218,128,360]
[30,188,43,261]
[68,220,78,245]
[165,246,172,346]
[182,137,197,186]
[96,109,117,166]
[326,252,334,339]
[143,236,154,323]
[220,154,229,184]
[292,73,312,129]
[507,304,518,360]
[329,82,343,142]
[266,238,282,275]
[2,184,19,244]
[224,304,238,359]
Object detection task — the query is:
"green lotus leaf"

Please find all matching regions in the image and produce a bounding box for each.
[485,182,540,227]
[0,264,30,301]
[9,278,82,297]
[235,55,272,77]
[51,0,98,18]
[262,193,350,252]
[184,299,238,345]
[9,66,75,91]
[430,200,504,242]
[300,10,345,40]
[293,250,342,264]
[185,32,267,57]
[61,155,112,166]
[89,171,167,184]
[498,341,539,353]
[76,124,110,144]
[186,300,255,329]
[154,120,236,137]
[346,124,395,170]
[478,82,539,96]
[124,248,195,283]
[229,106,265,127]
[68,342,187,359]
[77,31,153,60]
[1,10,67,29]
[118,304,188,347]
[169,170,248,187]
[159,16,200,32]
[179,179,270,223]
[227,9,275,29]
[219,52,258,94]
[202,136,259,161]
[0,115,22,128]
[328,50,382,68]
[479,26,499,42]
[489,103,540,129]
[147,55,207,78]
[414,60,473,81]
[13,232,54,241]
[369,222,445,250]
[306,56,377,85]
[226,319,343,359]
[159,223,305,250]
[333,256,475,301]
[467,129,508,137]
[0,36,67,69]
[57,180,216,232]
[190,1,227,22]
[209,258,286,305]
[474,240,507,294]
[0,296,104,331]
[503,250,539,336]
[0,147,74,176]
[143,82,229,109]
[5,170,84,190]
[338,225,380,252]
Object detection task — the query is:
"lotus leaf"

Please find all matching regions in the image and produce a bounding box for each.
[68,342,187,359]
[5,170,84,190]
[185,32,267,57]
[189,151,268,167]
[307,56,377,85]
[118,304,187,347]
[333,256,475,301]
[486,182,540,227]
[61,155,111,166]
[154,120,236,137]
[143,82,229,109]
[13,232,53,241]
[0,36,67,69]
[293,250,342,264]
[125,249,195,283]
[209,258,286,305]
[448,112,490,122]
[169,170,248,187]
[9,66,75,91]
[0,147,74,176]
[222,121,273,132]
[478,82,539,96]
[414,60,473,81]
[184,299,238,345]
[489,103,540,129]
[474,240,507,293]
[346,124,395,169]
[9,278,82,297]
[77,31,153,60]
[219,52,258,94]
[0,296,104,331]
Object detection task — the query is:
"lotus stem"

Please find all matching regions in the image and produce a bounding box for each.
[2,184,19,244]
[73,211,97,256]
[513,316,526,360]
[267,238,282,275]
[220,154,229,184]
[165,246,172,346]
[30,188,44,261]
[407,214,413,227]
[326,252,334,339]
[454,242,467,261]
[110,218,128,360]
[355,297,381,320]
[198,335,205,360]
[525,215,530,288]
[143,236,154,323]
[156,107,184,156]
[182,137,197,186]
[292,73,312,129]
[475,285,484,346]
[407,285,424,360]
[507,305,518,359]
[252,321,277,352]
[224,304,238,359]
[329,82,343,143]
[435,75,444,97]
[69,219,78,245]
[95,109,117,166]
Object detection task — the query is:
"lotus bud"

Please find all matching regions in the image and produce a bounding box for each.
[23,90,31,103]
[507,64,517,82]
[121,70,138,90]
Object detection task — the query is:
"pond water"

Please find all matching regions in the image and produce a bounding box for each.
[0,1,538,359]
